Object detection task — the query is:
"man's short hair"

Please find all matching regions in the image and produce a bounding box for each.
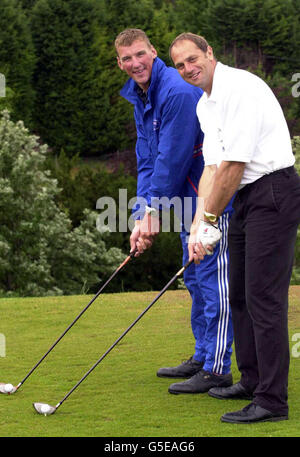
[115,28,152,53]
[169,32,209,57]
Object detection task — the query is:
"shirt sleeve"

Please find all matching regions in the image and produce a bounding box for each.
[197,84,263,167]
[221,89,262,163]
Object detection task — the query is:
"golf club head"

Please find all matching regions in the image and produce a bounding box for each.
[33,402,57,416]
[0,382,18,395]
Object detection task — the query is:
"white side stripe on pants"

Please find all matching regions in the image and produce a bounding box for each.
[213,213,230,374]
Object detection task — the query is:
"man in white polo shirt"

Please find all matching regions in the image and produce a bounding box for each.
[170,32,300,424]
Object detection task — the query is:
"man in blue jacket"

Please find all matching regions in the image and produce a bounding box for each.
[115,28,233,394]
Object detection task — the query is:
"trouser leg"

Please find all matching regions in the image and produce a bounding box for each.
[228,213,259,392]
[229,168,300,414]
[196,213,233,374]
[181,218,233,374]
[180,231,206,363]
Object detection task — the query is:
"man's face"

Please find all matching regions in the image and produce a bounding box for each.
[171,40,215,94]
[117,39,157,91]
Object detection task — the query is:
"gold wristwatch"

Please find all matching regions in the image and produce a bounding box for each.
[204,211,218,223]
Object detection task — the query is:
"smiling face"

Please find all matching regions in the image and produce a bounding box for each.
[117,39,157,91]
[170,39,216,95]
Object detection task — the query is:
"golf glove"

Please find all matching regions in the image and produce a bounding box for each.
[196,220,221,255]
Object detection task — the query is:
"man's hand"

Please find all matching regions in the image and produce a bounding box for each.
[188,220,221,263]
[197,220,221,254]
[130,220,142,256]
[138,212,160,253]
[130,214,160,255]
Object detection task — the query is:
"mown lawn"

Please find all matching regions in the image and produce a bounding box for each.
[0,286,299,438]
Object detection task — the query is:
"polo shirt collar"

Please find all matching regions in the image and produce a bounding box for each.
[206,61,225,102]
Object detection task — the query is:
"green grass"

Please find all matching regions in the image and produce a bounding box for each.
[0,288,299,437]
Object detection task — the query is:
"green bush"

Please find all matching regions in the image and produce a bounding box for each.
[0,110,125,296]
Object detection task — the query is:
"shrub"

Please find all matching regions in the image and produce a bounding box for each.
[0,111,125,296]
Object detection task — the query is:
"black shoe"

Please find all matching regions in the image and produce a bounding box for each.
[168,369,233,394]
[208,382,253,400]
[221,402,288,424]
[157,357,203,379]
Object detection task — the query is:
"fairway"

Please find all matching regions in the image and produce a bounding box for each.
[0,287,300,437]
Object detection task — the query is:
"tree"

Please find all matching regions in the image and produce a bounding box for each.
[172,0,210,36]
[146,0,179,65]
[103,0,155,36]
[201,0,300,75]
[18,0,39,10]
[30,0,179,156]
[31,0,109,156]
[0,0,35,125]
[246,0,299,75]
[0,110,125,296]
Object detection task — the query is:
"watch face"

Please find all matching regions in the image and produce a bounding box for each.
[204,212,217,223]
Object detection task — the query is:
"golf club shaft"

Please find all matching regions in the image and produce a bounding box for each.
[55,259,193,410]
[19,250,137,387]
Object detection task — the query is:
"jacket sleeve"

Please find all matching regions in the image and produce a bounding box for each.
[149,91,202,208]
[131,111,154,219]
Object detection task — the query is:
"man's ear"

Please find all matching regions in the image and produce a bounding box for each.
[151,46,158,59]
[117,56,124,71]
[206,46,214,61]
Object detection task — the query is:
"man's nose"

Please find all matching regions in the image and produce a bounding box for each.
[132,56,142,68]
[184,62,194,74]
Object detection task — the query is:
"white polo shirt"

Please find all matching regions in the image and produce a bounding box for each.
[197,62,295,187]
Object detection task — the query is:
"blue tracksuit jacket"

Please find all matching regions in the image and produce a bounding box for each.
[120,57,233,374]
[120,57,204,220]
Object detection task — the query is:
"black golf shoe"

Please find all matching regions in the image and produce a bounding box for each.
[157,357,204,379]
[221,402,288,424]
[208,382,253,400]
[168,369,233,394]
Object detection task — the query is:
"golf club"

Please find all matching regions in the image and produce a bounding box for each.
[33,259,193,416]
[0,249,137,396]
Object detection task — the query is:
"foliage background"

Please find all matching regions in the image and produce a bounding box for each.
[0,0,299,295]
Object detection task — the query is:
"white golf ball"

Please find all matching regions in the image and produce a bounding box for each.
[40,404,51,414]
[4,383,14,393]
